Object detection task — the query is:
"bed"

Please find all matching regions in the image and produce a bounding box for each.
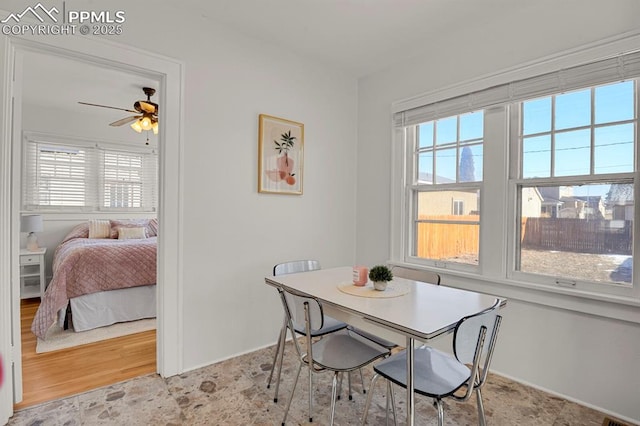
[31,219,158,339]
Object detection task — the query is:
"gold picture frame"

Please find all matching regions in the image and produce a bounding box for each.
[258,114,304,195]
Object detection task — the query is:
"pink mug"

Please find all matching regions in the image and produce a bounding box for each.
[353,266,368,286]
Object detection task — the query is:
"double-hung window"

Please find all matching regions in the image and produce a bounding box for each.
[100,150,157,210]
[400,110,484,269]
[22,143,95,208]
[392,48,640,299]
[512,80,636,292]
[23,134,157,212]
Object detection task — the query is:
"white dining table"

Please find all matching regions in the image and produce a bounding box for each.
[265,266,506,426]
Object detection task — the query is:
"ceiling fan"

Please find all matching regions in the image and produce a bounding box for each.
[78,87,159,139]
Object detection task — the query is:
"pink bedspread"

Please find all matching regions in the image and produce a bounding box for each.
[31,230,157,339]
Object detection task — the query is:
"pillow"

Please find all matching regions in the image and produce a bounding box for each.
[109,219,151,239]
[88,219,111,239]
[147,218,158,237]
[117,226,147,240]
[61,223,89,244]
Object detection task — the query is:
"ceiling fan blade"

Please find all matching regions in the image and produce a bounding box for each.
[135,101,157,114]
[109,115,142,127]
[79,102,138,114]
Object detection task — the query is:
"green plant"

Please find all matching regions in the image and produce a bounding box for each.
[368,265,393,282]
[274,130,296,164]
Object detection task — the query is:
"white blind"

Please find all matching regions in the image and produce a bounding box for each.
[394,50,640,127]
[99,149,157,211]
[23,139,157,212]
[23,142,98,210]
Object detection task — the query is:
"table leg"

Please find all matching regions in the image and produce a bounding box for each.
[406,336,414,426]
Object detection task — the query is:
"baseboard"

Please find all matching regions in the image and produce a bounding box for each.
[491,370,639,426]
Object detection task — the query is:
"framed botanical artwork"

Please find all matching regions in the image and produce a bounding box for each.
[258,114,304,195]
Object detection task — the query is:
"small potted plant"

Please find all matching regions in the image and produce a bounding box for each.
[368,265,393,291]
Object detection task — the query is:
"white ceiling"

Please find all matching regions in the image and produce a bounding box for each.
[22,50,159,118]
[181,0,525,77]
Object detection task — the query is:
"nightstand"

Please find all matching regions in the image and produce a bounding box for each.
[20,248,47,299]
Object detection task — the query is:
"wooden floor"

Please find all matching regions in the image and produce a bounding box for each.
[15,298,156,410]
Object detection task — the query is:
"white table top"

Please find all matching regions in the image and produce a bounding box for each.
[265,266,504,342]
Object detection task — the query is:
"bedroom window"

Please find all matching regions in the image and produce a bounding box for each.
[101,150,157,210]
[22,143,97,208]
[23,136,157,212]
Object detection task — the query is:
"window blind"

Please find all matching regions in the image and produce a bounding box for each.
[99,149,157,210]
[23,141,98,209]
[23,138,157,212]
[394,50,640,127]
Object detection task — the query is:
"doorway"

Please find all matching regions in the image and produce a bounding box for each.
[15,47,160,408]
[0,34,183,422]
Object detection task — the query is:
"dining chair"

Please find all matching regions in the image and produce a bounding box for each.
[361,299,502,426]
[278,286,391,425]
[391,266,441,285]
[267,260,348,403]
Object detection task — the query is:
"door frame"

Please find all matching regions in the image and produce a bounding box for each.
[0,32,184,423]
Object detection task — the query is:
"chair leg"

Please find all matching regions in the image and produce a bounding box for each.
[435,398,444,426]
[271,320,288,402]
[330,372,339,426]
[282,361,302,426]
[476,388,487,426]
[336,372,344,400]
[386,380,397,426]
[308,364,314,422]
[360,368,367,394]
[348,371,353,400]
[266,320,285,388]
[361,373,381,425]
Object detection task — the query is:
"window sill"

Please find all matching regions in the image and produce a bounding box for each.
[388,260,640,324]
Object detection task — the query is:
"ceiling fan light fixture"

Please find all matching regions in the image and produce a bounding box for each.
[80,87,158,141]
[130,119,143,133]
[140,115,153,131]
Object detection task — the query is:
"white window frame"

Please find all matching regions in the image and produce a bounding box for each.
[390,38,640,303]
[22,132,157,213]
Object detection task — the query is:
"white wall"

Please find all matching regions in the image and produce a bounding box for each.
[76,3,359,368]
[356,3,640,423]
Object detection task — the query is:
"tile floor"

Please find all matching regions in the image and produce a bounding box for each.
[8,341,621,425]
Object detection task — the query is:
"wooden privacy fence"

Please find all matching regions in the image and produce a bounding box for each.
[416,215,479,260]
[521,218,632,255]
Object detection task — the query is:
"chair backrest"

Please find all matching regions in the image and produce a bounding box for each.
[452,299,502,392]
[274,260,324,335]
[391,266,441,285]
[279,289,324,333]
[274,260,320,276]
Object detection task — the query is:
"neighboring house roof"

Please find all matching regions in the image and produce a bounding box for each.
[537,187,562,205]
[606,183,633,206]
[417,172,455,184]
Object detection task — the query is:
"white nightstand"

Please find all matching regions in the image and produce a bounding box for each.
[19,248,47,299]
